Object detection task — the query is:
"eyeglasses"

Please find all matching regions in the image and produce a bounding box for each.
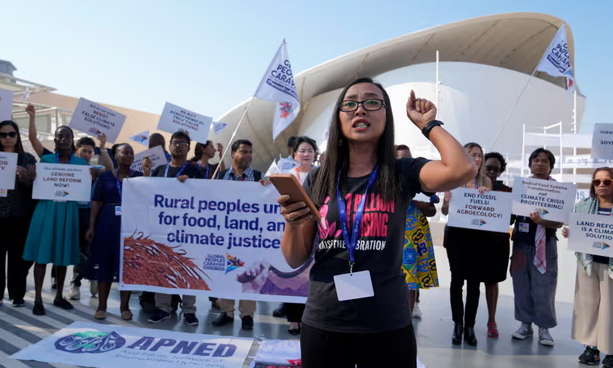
[339,99,385,112]
[0,132,17,139]
[485,165,501,173]
[593,179,613,187]
[170,141,189,147]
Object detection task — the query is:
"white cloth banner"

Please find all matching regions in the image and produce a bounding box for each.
[131,146,168,173]
[591,123,613,159]
[253,340,300,367]
[254,41,301,140]
[0,87,12,121]
[535,23,576,94]
[128,130,150,146]
[447,188,513,233]
[0,151,18,190]
[11,322,253,368]
[32,163,92,202]
[511,177,577,222]
[157,102,212,144]
[119,178,309,303]
[568,212,613,257]
[69,98,126,143]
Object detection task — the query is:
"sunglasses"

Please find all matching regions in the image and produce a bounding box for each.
[593,179,613,187]
[0,132,17,139]
[485,165,501,173]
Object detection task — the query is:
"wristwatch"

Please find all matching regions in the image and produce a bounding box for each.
[422,120,444,139]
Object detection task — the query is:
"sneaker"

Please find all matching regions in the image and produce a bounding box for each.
[148,310,171,324]
[412,303,423,319]
[512,323,533,340]
[90,281,98,298]
[12,299,25,308]
[51,277,57,290]
[487,321,499,338]
[241,315,254,331]
[578,346,600,365]
[68,284,81,300]
[185,313,199,326]
[602,355,613,368]
[538,328,554,347]
[272,303,286,318]
[212,311,234,327]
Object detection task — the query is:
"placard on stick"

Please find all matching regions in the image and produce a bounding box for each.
[157,102,212,144]
[69,98,126,143]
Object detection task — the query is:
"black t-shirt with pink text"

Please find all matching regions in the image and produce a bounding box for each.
[302,157,430,333]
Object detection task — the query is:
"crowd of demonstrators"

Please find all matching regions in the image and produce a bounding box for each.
[511,148,563,346]
[278,78,476,367]
[212,139,262,331]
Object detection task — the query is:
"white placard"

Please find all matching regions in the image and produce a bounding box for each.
[11,322,253,368]
[0,151,18,190]
[591,123,613,159]
[568,212,613,258]
[511,177,577,223]
[447,188,513,233]
[157,102,212,144]
[130,145,168,173]
[69,98,126,143]
[32,163,92,202]
[0,87,12,121]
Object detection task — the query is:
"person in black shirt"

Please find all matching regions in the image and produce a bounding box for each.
[147,131,203,327]
[278,77,477,368]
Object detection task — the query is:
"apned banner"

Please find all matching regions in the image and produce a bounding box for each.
[120,178,309,303]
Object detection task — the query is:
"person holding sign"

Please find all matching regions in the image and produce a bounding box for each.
[442,142,491,347]
[0,120,36,307]
[510,148,563,346]
[23,126,88,316]
[277,78,477,367]
[562,167,613,367]
[190,141,225,179]
[86,143,143,321]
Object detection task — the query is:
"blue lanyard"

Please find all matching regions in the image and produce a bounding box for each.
[197,161,210,179]
[336,165,379,272]
[115,170,132,197]
[164,162,188,178]
[55,153,72,164]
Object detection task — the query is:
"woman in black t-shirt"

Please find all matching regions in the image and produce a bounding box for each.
[277,77,477,368]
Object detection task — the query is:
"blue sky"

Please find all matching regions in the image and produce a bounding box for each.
[2,0,610,132]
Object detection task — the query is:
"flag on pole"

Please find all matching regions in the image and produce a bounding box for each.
[21,87,30,100]
[535,23,576,95]
[212,121,228,135]
[128,130,150,145]
[254,40,300,140]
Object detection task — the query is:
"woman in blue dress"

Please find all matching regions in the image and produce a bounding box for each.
[86,143,143,320]
[23,126,87,316]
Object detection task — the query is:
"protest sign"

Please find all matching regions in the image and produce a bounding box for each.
[32,163,92,202]
[157,102,212,144]
[591,123,613,159]
[11,322,253,368]
[568,212,613,258]
[128,130,149,146]
[120,178,309,303]
[447,188,513,233]
[0,151,18,190]
[0,87,12,121]
[131,146,168,173]
[69,98,126,143]
[511,177,576,222]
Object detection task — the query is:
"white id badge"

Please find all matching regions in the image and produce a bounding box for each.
[333,271,374,301]
[115,206,122,216]
[519,222,530,233]
[0,189,7,197]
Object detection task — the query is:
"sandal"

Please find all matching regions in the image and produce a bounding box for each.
[121,310,133,321]
[94,310,107,320]
[487,321,499,338]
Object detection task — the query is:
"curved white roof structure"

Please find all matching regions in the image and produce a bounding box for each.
[214,12,579,170]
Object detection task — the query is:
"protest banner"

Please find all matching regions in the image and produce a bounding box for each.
[447,188,513,233]
[568,212,613,258]
[0,87,11,121]
[131,145,168,173]
[157,102,212,144]
[120,178,309,303]
[511,177,576,222]
[591,123,613,160]
[0,151,18,190]
[32,163,92,202]
[11,322,253,368]
[69,98,126,143]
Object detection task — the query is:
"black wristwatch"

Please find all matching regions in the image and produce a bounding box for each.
[422,120,444,139]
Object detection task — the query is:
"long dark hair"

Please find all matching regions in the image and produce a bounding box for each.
[590,167,613,199]
[190,140,213,162]
[312,77,398,207]
[0,120,25,154]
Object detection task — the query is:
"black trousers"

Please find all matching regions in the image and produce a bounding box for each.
[301,323,417,368]
[450,275,480,327]
[0,215,33,301]
[285,302,305,323]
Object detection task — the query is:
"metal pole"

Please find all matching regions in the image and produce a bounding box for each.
[521,123,526,178]
[435,50,440,119]
[559,122,563,179]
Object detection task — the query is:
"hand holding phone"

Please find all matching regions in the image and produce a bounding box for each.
[270,174,321,223]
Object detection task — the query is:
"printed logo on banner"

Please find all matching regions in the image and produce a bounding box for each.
[278,102,295,118]
[55,190,70,197]
[538,209,550,216]
[470,219,486,227]
[55,331,126,354]
[226,253,245,274]
[203,253,226,272]
[88,128,102,136]
[593,242,611,250]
